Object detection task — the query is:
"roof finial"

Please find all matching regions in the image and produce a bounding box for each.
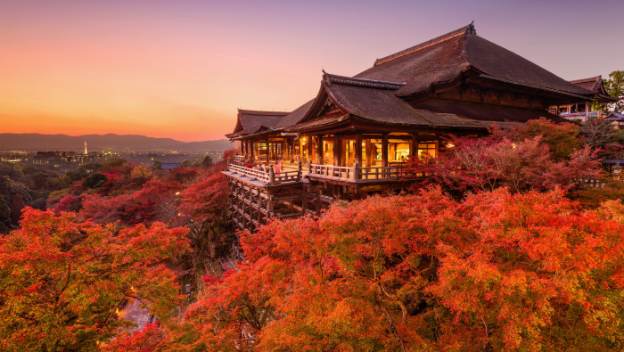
[322,69,332,85]
[467,21,476,35]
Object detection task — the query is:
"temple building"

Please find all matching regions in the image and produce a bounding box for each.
[554,75,613,122]
[223,23,601,231]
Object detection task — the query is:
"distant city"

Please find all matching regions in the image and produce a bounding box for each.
[0,133,232,172]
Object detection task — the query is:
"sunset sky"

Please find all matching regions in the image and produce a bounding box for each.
[1,0,622,141]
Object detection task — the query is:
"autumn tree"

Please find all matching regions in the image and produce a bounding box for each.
[0,175,32,233]
[166,188,624,351]
[581,116,624,158]
[0,209,190,351]
[100,323,167,352]
[415,135,602,196]
[505,118,582,160]
[80,178,183,226]
[177,161,236,290]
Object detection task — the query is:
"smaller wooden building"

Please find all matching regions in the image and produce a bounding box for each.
[554,76,613,122]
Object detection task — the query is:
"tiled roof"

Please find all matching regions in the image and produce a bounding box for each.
[287,72,545,131]
[228,23,594,138]
[227,109,288,138]
[569,76,614,102]
[357,24,594,98]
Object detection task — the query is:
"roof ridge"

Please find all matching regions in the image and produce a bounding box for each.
[374,22,476,67]
[237,109,289,116]
[323,72,405,90]
[569,76,602,84]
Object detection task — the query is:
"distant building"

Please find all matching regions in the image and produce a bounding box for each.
[553,76,614,122]
[223,23,602,231]
[606,112,624,129]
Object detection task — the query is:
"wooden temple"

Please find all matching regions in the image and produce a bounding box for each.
[223,23,601,231]
[554,76,613,122]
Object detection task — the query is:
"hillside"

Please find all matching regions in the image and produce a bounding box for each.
[0,133,232,153]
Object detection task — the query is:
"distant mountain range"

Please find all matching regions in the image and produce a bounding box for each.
[0,133,233,153]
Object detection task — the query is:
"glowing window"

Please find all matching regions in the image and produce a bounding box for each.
[417,141,437,160]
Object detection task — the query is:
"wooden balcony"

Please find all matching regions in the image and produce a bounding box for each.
[307,162,419,183]
[224,160,302,187]
[560,111,604,122]
[225,156,421,187]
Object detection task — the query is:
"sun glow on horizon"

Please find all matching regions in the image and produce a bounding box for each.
[1,0,622,141]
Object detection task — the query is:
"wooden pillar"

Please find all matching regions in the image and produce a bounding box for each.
[354,135,362,180]
[410,134,418,160]
[250,140,255,161]
[381,134,388,167]
[316,135,323,165]
[355,135,362,164]
[333,135,340,166]
[307,136,313,164]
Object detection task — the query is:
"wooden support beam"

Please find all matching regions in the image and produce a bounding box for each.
[381,134,388,167]
[355,135,362,164]
[333,135,340,166]
[287,138,294,162]
[316,135,323,164]
[307,136,313,164]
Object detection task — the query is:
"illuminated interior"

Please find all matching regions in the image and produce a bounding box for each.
[254,141,268,161]
[299,136,310,163]
[311,136,320,164]
[323,139,334,165]
[388,139,410,163]
[341,138,356,166]
[417,141,438,160]
[362,138,382,167]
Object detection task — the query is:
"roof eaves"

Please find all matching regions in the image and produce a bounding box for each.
[569,76,602,85]
[323,72,406,90]
[479,74,594,100]
[237,109,290,116]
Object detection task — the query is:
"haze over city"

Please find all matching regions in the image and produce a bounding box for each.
[1,0,622,141]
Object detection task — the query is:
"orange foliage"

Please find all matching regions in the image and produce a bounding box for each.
[0,208,190,351]
[415,136,602,196]
[101,323,166,352]
[173,188,624,351]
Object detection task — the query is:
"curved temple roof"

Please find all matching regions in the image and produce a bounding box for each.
[228,23,596,139]
[569,76,614,102]
[357,23,593,98]
[226,109,289,138]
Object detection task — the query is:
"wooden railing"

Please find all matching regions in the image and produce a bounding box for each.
[228,157,420,184]
[227,161,302,185]
[227,163,271,183]
[309,164,356,180]
[232,154,246,164]
[308,162,419,182]
[273,170,301,183]
[360,164,417,180]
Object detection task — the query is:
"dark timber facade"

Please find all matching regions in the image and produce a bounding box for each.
[223,23,601,231]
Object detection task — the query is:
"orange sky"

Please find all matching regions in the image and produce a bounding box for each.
[1,1,622,141]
